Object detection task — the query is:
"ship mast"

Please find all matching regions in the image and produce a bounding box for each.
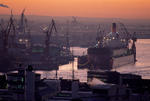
[72,48,75,80]
[65,20,70,55]
[96,24,104,48]
[132,32,137,62]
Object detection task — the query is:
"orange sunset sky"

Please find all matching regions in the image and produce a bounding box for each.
[0,0,150,19]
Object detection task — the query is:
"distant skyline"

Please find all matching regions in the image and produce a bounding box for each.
[0,0,150,19]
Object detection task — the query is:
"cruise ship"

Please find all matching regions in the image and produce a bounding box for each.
[78,23,137,70]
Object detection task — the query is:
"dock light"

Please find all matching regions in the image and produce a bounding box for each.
[123,39,126,42]
[19,39,23,42]
[25,39,28,42]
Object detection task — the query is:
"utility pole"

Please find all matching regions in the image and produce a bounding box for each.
[66,20,70,56]
[72,47,74,80]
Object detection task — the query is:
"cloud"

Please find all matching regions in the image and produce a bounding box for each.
[0,4,9,8]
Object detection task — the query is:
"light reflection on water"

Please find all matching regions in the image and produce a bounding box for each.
[36,39,150,82]
[116,39,150,79]
[36,58,88,82]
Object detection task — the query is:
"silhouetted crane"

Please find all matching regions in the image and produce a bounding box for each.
[96,24,105,48]
[118,22,133,48]
[18,9,26,33]
[118,22,131,41]
[72,16,78,24]
[44,19,57,59]
[17,9,31,48]
[0,10,16,53]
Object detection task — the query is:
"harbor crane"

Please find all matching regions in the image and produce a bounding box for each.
[44,19,57,60]
[0,11,16,53]
[118,22,137,62]
[72,16,78,24]
[118,22,131,42]
[18,9,26,33]
[17,9,31,48]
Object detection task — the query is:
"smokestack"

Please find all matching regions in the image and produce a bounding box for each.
[112,23,116,33]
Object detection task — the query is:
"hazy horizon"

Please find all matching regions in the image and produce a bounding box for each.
[0,0,150,19]
[1,14,150,21]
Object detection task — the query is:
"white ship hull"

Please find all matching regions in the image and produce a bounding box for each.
[112,54,135,69]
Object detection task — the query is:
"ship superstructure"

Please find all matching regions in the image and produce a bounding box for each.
[78,23,137,70]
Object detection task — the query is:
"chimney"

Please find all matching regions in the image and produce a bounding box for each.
[112,23,117,33]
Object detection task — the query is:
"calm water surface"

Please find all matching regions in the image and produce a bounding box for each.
[36,39,150,82]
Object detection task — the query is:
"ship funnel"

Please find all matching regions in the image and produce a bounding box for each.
[112,23,116,33]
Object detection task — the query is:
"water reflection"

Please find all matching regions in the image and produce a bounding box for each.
[116,39,150,79]
[36,39,150,82]
[36,58,88,82]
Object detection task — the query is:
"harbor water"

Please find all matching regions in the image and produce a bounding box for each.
[36,39,150,82]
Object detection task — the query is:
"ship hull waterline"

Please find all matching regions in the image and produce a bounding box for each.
[78,54,135,70]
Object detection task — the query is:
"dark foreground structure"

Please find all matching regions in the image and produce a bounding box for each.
[0,65,150,101]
